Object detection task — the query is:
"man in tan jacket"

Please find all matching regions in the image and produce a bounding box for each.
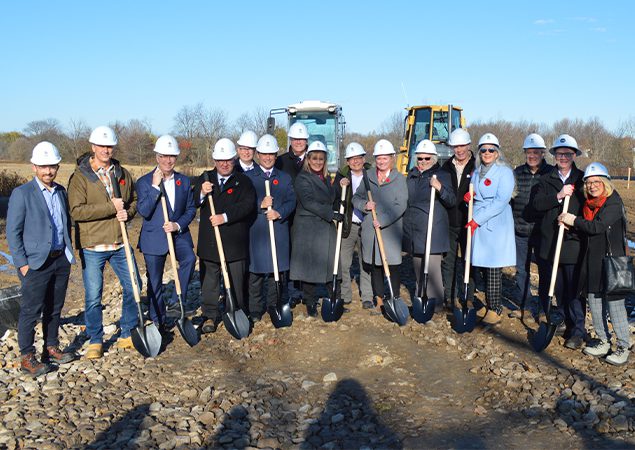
[68,126,139,359]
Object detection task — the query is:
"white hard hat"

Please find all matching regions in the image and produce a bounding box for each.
[373,139,395,156]
[415,139,437,155]
[550,134,581,156]
[523,133,546,150]
[212,138,237,160]
[154,134,180,155]
[478,133,500,148]
[307,141,327,153]
[237,130,258,148]
[256,134,279,154]
[89,125,118,146]
[31,141,62,165]
[288,122,309,140]
[448,128,471,146]
[345,142,366,159]
[583,162,610,180]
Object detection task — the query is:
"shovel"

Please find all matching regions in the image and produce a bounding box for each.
[412,175,437,324]
[530,195,569,352]
[363,171,409,326]
[264,180,293,328]
[203,173,250,340]
[158,182,200,346]
[320,184,347,322]
[451,183,477,333]
[111,173,161,357]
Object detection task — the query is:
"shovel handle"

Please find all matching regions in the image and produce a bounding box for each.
[265,180,281,283]
[367,190,391,278]
[332,184,347,275]
[424,175,436,275]
[160,189,182,296]
[207,195,232,290]
[463,183,474,284]
[548,195,571,297]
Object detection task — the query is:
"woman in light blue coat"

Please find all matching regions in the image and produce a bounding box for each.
[464,133,516,324]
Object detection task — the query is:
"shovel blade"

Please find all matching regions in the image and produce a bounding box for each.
[411,296,435,324]
[131,323,162,358]
[383,296,409,326]
[451,305,476,334]
[270,302,293,329]
[0,285,21,331]
[223,309,251,340]
[320,297,344,323]
[176,318,200,347]
[529,310,563,352]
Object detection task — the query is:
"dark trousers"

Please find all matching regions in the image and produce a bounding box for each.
[441,225,474,302]
[368,263,400,299]
[17,254,71,355]
[514,232,541,306]
[143,240,196,325]
[248,272,281,318]
[302,281,339,307]
[200,258,247,322]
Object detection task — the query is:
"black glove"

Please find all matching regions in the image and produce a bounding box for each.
[332,212,344,223]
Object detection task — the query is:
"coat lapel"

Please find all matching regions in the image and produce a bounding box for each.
[30,179,51,218]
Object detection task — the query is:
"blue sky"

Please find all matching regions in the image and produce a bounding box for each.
[0,1,632,135]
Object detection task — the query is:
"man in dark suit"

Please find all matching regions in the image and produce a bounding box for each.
[274,122,309,181]
[6,142,77,377]
[136,135,197,330]
[234,130,258,173]
[196,138,256,333]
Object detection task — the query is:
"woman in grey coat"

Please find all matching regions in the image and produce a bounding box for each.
[289,142,343,317]
[352,139,408,306]
[402,140,456,308]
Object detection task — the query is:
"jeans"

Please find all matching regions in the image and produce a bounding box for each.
[80,247,141,344]
[514,232,541,307]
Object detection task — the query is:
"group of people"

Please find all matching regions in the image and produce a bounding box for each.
[6,122,632,377]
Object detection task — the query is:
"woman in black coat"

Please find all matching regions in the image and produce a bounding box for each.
[402,140,455,309]
[559,163,631,365]
[289,142,342,317]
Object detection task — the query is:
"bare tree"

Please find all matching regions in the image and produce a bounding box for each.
[377,111,404,150]
[234,107,269,137]
[62,118,91,161]
[118,119,155,165]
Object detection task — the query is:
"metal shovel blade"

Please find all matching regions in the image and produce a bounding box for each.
[270,281,293,328]
[451,303,476,334]
[0,285,21,332]
[175,295,200,347]
[222,291,250,340]
[384,296,409,326]
[530,309,564,352]
[412,296,435,324]
[320,297,344,323]
[131,323,162,358]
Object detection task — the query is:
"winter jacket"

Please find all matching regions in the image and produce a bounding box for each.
[68,154,137,249]
[512,161,553,237]
[441,154,476,228]
[532,164,585,264]
[352,168,408,266]
[402,164,456,255]
[274,148,305,181]
[333,162,372,238]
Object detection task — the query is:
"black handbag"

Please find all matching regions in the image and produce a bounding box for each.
[602,215,635,297]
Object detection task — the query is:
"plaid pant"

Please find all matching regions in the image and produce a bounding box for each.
[587,293,631,349]
[485,267,503,314]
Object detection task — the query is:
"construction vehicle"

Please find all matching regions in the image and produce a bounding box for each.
[267,100,345,173]
[396,104,466,174]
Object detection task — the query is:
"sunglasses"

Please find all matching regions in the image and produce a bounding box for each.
[480,148,498,154]
[417,156,432,161]
[555,153,575,159]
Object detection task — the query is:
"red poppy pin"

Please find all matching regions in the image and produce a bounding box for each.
[176,179,182,186]
[227,188,234,194]
[119,179,126,186]
[484,178,491,186]
[273,179,279,185]
[385,177,390,183]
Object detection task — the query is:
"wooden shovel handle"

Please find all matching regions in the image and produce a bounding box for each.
[160,193,182,296]
[207,195,232,290]
[548,195,571,297]
[423,175,436,274]
[119,221,142,305]
[367,190,391,278]
[265,180,280,283]
[463,183,474,284]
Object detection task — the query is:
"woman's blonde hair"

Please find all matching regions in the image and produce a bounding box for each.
[302,151,329,178]
[583,177,614,199]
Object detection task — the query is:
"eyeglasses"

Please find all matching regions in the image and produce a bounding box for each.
[480,148,498,154]
[555,152,575,159]
[585,180,603,187]
[417,156,432,161]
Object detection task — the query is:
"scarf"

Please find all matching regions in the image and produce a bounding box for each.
[582,195,607,221]
[311,169,325,182]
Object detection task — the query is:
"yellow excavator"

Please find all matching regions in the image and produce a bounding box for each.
[396,104,466,174]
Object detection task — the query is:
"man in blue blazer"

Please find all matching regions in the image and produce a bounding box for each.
[136,135,197,329]
[6,142,77,377]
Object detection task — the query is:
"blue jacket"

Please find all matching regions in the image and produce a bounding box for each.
[136,170,196,255]
[244,166,296,273]
[6,178,75,270]
[470,164,516,268]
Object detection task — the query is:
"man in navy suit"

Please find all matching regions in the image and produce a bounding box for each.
[6,142,77,377]
[136,135,197,329]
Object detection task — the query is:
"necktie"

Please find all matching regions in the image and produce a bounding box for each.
[265,171,271,179]
[219,178,225,190]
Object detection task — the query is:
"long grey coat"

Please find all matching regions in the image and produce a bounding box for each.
[289,171,339,283]
[352,169,408,266]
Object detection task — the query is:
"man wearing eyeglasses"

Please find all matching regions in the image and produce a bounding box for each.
[532,134,586,349]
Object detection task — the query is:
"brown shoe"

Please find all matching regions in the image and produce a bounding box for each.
[42,346,77,364]
[116,336,134,349]
[85,343,103,359]
[21,353,53,377]
[482,310,502,325]
[476,307,487,318]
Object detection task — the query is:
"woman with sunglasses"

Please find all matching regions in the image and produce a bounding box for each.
[464,133,516,324]
[557,163,631,365]
[532,134,585,349]
[403,139,456,312]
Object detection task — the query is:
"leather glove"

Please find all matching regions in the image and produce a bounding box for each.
[465,219,479,236]
[332,212,344,223]
[463,192,472,203]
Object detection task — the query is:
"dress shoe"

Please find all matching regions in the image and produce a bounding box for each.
[362,300,374,309]
[42,346,77,364]
[21,353,53,377]
[200,318,219,334]
[306,304,318,317]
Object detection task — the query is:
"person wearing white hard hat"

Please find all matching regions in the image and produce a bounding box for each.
[403,140,456,312]
[510,133,553,321]
[235,130,258,172]
[463,133,516,325]
[68,125,140,359]
[334,142,373,308]
[6,142,77,376]
[290,141,342,317]
[352,139,407,310]
[557,163,631,365]
[195,138,256,333]
[136,135,197,330]
[532,134,586,349]
[244,134,296,322]
[441,128,477,308]
[275,122,309,181]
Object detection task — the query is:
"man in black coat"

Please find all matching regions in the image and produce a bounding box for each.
[274,122,309,181]
[196,138,256,333]
[532,134,586,349]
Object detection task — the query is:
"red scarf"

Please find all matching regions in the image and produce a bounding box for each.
[311,169,325,182]
[582,195,607,220]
